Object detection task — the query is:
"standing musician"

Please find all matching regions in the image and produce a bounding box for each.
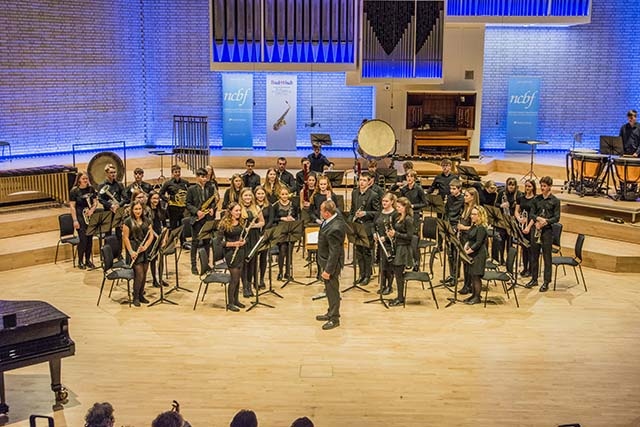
[493,177,522,264]
[442,179,465,285]
[123,200,155,307]
[242,158,261,190]
[276,157,297,191]
[398,169,428,270]
[295,158,312,191]
[223,173,244,210]
[374,192,398,296]
[387,197,414,307]
[525,176,560,293]
[124,168,153,204]
[186,168,217,275]
[205,164,221,219]
[457,187,480,295]
[309,175,338,225]
[428,159,458,198]
[300,173,318,217]
[348,172,381,286]
[366,170,385,199]
[69,171,98,270]
[270,187,300,281]
[316,200,346,330]
[620,109,640,156]
[159,165,189,230]
[147,191,168,288]
[217,203,247,312]
[479,180,498,207]
[264,168,285,204]
[239,188,265,298]
[463,205,489,305]
[515,179,537,277]
[390,161,414,192]
[254,186,271,290]
[307,143,334,173]
[98,163,125,258]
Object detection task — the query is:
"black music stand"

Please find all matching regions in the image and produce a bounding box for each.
[426,193,445,217]
[311,133,332,146]
[519,140,549,182]
[457,165,482,183]
[342,222,371,294]
[278,220,311,288]
[245,229,277,311]
[376,167,398,189]
[599,135,625,199]
[196,219,218,242]
[86,210,113,264]
[435,218,470,308]
[501,215,527,300]
[324,170,345,188]
[110,206,127,229]
[148,227,180,307]
[255,227,284,300]
[364,233,390,308]
[164,225,192,296]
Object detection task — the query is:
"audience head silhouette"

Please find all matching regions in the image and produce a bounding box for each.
[84,402,115,427]
[152,410,185,427]
[291,416,314,427]
[230,409,258,427]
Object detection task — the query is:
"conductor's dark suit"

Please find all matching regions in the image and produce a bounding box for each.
[318,213,346,322]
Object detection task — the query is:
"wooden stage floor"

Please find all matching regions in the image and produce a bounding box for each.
[1,254,639,426]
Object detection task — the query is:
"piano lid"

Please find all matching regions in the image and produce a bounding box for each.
[0,300,69,331]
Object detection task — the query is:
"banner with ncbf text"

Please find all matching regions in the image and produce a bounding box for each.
[222,73,253,149]
[506,77,540,151]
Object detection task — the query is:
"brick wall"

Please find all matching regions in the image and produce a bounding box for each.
[481,0,640,151]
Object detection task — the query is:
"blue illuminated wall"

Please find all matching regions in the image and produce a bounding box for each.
[481,0,640,151]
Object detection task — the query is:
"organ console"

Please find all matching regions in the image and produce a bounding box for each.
[0,300,75,415]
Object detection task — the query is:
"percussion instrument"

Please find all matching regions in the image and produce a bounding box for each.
[87,151,125,187]
[357,119,396,160]
[566,150,608,196]
[613,156,640,201]
[0,165,76,205]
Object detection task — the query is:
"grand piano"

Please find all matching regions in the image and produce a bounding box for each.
[0,300,75,415]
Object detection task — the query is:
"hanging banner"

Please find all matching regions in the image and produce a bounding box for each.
[505,77,540,151]
[266,74,297,151]
[222,73,253,149]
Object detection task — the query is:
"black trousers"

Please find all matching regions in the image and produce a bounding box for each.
[167,205,185,230]
[520,232,532,272]
[391,264,405,301]
[354,234,373,279]
[530,227,553,283]
[324,272,341,321]
[77,226,93,264]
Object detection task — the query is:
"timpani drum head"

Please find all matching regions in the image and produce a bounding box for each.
[87,151,125,187]
[357,119,396,159]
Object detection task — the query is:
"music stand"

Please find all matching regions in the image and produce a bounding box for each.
[148,227,180,307]
[435,218,471,308]
[342,222,371,294]
[110,206,127,229]
[364,233,390,308]
[425,193,445,217]
[164,225,192,296]
[196,219,218,242]
[277,220,311,288]
[599,136,624,199]
[519,140,549,182]
[86,210,113,264]
[377,167,398,189]
[457,165,482,183]
[311,133,332,146]
[324,170,345,188]
[244,229,277,311]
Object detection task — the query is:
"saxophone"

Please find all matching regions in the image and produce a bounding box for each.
[272,101,291,131]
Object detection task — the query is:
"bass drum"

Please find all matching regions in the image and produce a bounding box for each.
[357,119,396,160]
[87,151,125,187]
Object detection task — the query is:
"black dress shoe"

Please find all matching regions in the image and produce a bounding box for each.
[360,277,371,286]
[235,301,246,309]
[132,299,141,307]
[389,298,405,307]
[191,266,199,275]
[259,282,266,290]
[459,286,471,295]
[463,294,475,302]
[162,280,170,287]
[464,296,481,305]
[355,276,365,284]
[382,287,393,296]
[139,295,150,304]
[243,291,254,298]
[316,314,330,321]
[78,262,86,270]
[152,281,161,288]
[322,320,340,330]
[524,279,538,289]
[277,273,283,281]
[539,283,549,292]
[520,270,531,277]
[440,276,455,285]
[227,304,240,312]
[86,261,96,269]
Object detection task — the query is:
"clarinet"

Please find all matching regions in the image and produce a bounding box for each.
[384,216,396,261]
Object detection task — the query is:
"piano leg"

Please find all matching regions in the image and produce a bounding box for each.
[0,371,8,414]
[48,359,68,404]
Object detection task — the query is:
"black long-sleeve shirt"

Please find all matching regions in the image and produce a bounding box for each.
[530,193,561,230]
[620,122,640,155]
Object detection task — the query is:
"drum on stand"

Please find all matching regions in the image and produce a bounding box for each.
[356,119,397,161]
[613,156,640,201]
[566,150,608,196]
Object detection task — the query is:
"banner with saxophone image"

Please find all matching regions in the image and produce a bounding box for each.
[266,74,297,151]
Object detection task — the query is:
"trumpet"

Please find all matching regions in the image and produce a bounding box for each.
[520,210,528,231]
[128,227,156,268]
[533,208,546,244]
[501,193,510,216]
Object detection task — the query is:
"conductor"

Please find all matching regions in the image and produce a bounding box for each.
[315,200,346,330]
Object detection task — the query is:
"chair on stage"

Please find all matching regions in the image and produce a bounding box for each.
[403,248,439,309]
[304,226,319,277]
[552,234,587,292]
[104,235,126,268]
[97,244,134,307]
[193,247,231,310]
[54,214,79,267]
[482,247,519,308]
[551,222,566,275]
[417,216,439,270]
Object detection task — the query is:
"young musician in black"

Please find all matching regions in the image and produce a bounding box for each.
[223,173,244,210]
[295,158,312,191]
[479,180,498,207]
[399,169,428,270]
[276,156,296,191]
[270,187,300,280]
[254,186,271,290]
[525,176,561,292]
[309,175,338,225]
[390,160,414,192]
[457,187,480,295]
[620,109,640,156]
[307,143,333,173]
[218,203,246,312]
[300,173,317,223]
[348,172,381,286]
[387,197,415,306]
[147,191,168,288]
[264,168,285,204]
[493,177,522,264]
[515,179,537,277]
[159,164,189,230]
[69,171,98,269]
[123,201,155,307]
[428,159,458,198]
[443,179,465,285]
[98,163,126,258]
[123,168,153,204]
[463,206,489,305]
[240,188,265,297]
[186,168,216,275]
[242,158,261,190]
[205,164,221,219]
[374,192,398,296]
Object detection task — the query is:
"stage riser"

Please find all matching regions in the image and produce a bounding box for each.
[561,211,640,245]
[494,159,566,181]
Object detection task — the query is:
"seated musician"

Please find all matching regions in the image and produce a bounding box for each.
[186,168,216,275]
[300,172,318,220]
[295,158,312,191]
[264,168,285,204]
[307,143,334,173]
[427,159,458,198]
[223,173,244,210]
[620,109,640,157]
[242,158,261,190]
[276,156,297,191]
[123,168,153,204]
[390,161,414,192]
[479,180,498,207]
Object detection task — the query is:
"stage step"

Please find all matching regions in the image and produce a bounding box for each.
[559,232,640,273]
[0,230,76,271]
[561,212,640,245]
